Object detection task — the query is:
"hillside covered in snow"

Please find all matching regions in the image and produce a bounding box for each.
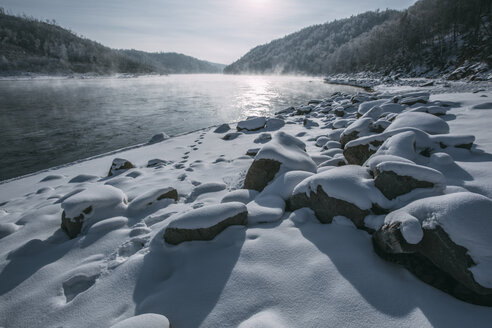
[0,82,491,327]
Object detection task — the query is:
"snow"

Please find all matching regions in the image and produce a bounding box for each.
[127,187,176,213]
[293,165,385,210]
[386,112,449,135]
[375,161,445,185]
[364,155,415,170]
[61,185,128,219]
[255,131,317,173]
[385,192,492,288]
[1,88,492,328]
[246,194,285,225]
[221,189,259,204]
[110,313,170,328]
[167,202,247,230]
[358,99,389,115]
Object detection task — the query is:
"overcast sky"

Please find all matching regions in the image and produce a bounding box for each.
[1,0,417,64]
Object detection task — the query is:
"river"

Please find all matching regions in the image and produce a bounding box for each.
[0,74,360,180]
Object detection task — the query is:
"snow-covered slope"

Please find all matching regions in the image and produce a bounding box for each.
[0,87,491,327]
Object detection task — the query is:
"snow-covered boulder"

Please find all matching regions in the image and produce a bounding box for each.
[374,192,492,306]
[237,117,267,131]
[164,202,248,245]
[343,135,386,165]
[357,99,388,117]
[108,158,135,177]
[246,195,285,225]
[128,187,178,214]
[185,182,227,203]
[373,162,445,200]
[339,118,373,147]
[61,185,128,238]
[110,314,170,328]
[385,112,449,135]
[243,132,316,191]
[221,189,259,204]
[290,166,385,229]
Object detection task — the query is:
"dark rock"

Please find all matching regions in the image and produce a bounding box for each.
[157,189,178,201]
[61,206,92,239]
[246,148,260,156]
[289,185,369,229]
[373,223,492,306]
[148,132,169,144]
[339,131,359,148]
[214,123,231,133]
[343,140,383,165]
[334,107,345,117]
[108,158,134,177]
[164,211,247,245]
[223,132,242,140]
[374,169,434,200]
[243,159,281,192]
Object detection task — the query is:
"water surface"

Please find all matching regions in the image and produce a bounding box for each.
[0,74,359,180]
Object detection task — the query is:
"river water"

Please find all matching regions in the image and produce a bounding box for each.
[0,74,359,180]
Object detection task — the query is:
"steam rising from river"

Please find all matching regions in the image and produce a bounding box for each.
[0,74,359,180]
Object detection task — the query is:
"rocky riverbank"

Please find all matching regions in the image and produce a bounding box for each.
[1,84,492,327]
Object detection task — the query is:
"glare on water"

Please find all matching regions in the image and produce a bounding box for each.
[0,74,359,180]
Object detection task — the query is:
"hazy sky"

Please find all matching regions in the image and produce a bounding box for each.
[1,0,417,64]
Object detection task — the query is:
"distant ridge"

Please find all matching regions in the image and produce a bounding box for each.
[0,9,224,75]
[225,0,491,78]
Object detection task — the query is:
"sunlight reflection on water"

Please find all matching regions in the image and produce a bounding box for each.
[0,74,360,180]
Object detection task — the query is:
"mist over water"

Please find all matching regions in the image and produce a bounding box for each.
[0,74,359,180]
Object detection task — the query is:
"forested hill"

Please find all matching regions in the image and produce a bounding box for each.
[224,0,492,78]
[0,10,224,75]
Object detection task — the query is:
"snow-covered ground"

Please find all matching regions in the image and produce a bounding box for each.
[0,85,491,327]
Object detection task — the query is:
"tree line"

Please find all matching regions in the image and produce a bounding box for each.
[0,10,224,75]
[224,0,491,77]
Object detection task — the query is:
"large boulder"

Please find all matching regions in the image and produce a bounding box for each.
[243,132,316,191]
[344,138,384,165]
[373,192,492,306]
[128,187,178,214]
[339,118,373,147]
[385,112,449,135]
[237,117,267,131]
[164,202,248,245]
[290,166,385,229]
[61,185,128,238]
[373,161,445,200]
[108,158,134,177]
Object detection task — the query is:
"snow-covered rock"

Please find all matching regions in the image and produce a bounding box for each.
[290,166,385,228]
[128,187,178,214]
[373,161,445,200]
[108,158,135,177]
[243,132,316,191]
[61,185,128,238]
[386,112,449,135]
[237,117,267,131]
[164,202,248,245]
[374,192,492,306]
